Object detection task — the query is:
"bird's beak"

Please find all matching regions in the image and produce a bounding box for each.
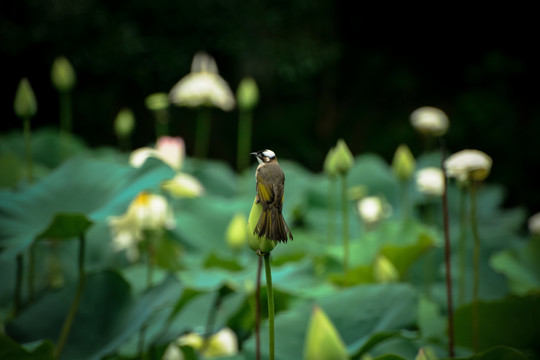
[250,152,258,157]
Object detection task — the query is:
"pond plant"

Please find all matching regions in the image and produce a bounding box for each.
[1,53,539,360]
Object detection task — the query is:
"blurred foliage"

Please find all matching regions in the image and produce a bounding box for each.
[0,128,539,359]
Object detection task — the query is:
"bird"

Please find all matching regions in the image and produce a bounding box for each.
[250,149,293,242]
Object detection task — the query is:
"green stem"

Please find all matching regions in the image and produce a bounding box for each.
[23,117,33,183]
[255,255,263,360]
[400,180,410,222]
[328,177,336,244]
[341,174,349,272]
[60,91,72,135]
[154,110,169,138]
[14,254,23,316]
[237,110,253,172]
[458,188,468,306]
[441,145,455,358]
[60,92,72,159]
[194,107,211,159]
[264,253,274,360]
[55,234,86,358]
[470,183,480,353]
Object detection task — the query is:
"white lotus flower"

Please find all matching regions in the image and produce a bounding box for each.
[416,167,444,197]
[176,327,238,358]
[169,52,235,111]
[108,191,175,261]
[130,136,184,171]
[410,106,449,137]
[444,149,492,182]
[161,173,205,198]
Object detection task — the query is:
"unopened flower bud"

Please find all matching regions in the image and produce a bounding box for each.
[114,108,135,138]
[236,77,259,112]
[14,78,37,119]
[416,167,444,197]
[332,139,354,175]
[374,255,399,283]
[303,305,348,360]
[444,149,492,183]
[323,146,338,177]
[145,92,169,111]
[410,106,449,137]
[528,212,540,237]
[51,56,76,92]
[392,144,415,181]
[226,213,248,249]
[247,198,276,254]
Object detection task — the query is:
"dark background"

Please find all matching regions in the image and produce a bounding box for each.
[1,1,539,215]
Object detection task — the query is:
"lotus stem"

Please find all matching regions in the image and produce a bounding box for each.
[56,234,86,358]
[264,253,274,360]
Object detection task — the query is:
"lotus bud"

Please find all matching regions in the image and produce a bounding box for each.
[410,106,449,137]
[51,56,76,92]
[303,305,348,360]
[247,197,276,254]
[416,167,444,197]
[226,213,248,249]
[373,255,399,283]
[392,144,415,181]
[332,139,354,175]
[236,77,259,112]
[114,108,135,139]
[444,149,492,183]
[357,196,391,225]
[14,78,37,119]
[145,92,169,111]
[528,212,540,237]
[323,146,338,177]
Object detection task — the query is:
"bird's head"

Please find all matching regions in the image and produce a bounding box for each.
[251,149,277,165]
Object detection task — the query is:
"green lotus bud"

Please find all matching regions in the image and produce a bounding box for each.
[236,77,259,112]
[323,146,338,177]
[373,255,399,283]
[415,347,438,360]
[303,305,348,360]
[14,77,37,119]
[114,108,135,138]
[226,213,248,249]
[332,139,354,175]
[247,197,276,254]
[145,92,169,111]
[392,144,415,181]
[51,56,76,92]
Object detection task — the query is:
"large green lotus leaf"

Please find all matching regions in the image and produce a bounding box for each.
[243,283,417,360]
[6,270,181,360]
[0,156,174,259]
[490,237,540,295]
[0,128,87,174]
[348,154,399,206]
[454,294,540,353]
[186,158,239,197]
[172,196,250,254]
[154,288,247,347]
[0,334,55,360]
[36,213,93,240]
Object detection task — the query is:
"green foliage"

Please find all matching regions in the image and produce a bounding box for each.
[0,129,537,359]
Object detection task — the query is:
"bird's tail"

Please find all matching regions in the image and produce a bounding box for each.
[255,207,293,243]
